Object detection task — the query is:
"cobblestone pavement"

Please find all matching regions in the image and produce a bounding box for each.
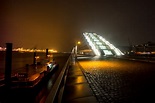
[78,57,155,103]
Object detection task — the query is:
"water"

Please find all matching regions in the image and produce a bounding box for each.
[0,51,50,78]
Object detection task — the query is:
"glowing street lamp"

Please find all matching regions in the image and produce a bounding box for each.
[75,41,81,57]
[77,41,81,45]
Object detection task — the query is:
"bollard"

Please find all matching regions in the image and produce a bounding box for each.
[33,50,36,65]
[4,43,12,89]
[46,48,48,58]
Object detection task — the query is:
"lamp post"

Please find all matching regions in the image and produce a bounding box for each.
[75,41,81,57]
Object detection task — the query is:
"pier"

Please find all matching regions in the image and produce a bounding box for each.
[0,33,155,103]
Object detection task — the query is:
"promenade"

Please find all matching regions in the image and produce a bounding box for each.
[62,58,98,103]
[75,55,155,103]
[1,53,155,103]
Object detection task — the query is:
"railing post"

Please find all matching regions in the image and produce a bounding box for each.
[5,43,12,89]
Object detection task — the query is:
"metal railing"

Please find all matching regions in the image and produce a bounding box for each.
[45,54,72,103]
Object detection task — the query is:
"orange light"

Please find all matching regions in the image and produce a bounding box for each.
[77,41,81,45]
[35,56,40,59]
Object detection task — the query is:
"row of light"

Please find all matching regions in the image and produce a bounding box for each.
[83,33,101,56]
[83,32,124,56]
[90,33,113,56]
[0,47,57,53]
[0,47,6,51]
[98,35,124,56]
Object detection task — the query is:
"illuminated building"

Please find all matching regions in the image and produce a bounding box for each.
[83,32,124,56]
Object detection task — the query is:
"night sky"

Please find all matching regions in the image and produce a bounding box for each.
[0,0,154,52]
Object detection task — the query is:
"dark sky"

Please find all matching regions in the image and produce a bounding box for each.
[0,0,154,51]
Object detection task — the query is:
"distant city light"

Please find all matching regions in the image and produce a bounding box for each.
[0,47,57,53]
[0,47,6,51]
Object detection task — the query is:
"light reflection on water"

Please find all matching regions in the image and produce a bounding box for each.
[0,51,50,77]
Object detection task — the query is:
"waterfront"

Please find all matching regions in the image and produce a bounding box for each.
[0,52,70,103]
[0,51,53,79]
[1,52,155,103]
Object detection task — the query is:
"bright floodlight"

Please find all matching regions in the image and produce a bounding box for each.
[83,33,101,56]
[83,32,124,56]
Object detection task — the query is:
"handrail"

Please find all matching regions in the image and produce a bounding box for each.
[45,54,72,103]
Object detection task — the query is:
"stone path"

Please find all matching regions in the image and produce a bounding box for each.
[78,59,155,103]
